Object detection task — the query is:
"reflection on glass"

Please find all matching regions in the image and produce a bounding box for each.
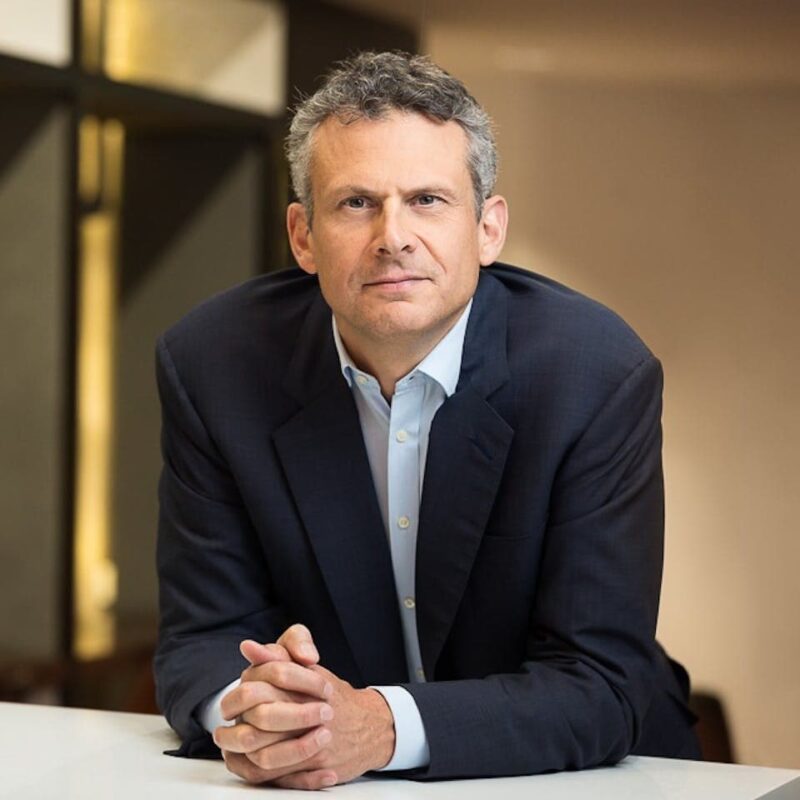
[73,118,125,660]
[97,0,287,115]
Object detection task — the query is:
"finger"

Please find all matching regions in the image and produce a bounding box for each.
[222,750,324,788]
[247,725,332,772]
[222,749,273,785]
[240,639,290,667]
[241,700,333,732]
[223,681,318,721]
[273,769,338,790]
[277,623,319,665]
[242,661,333,701]
[221,680,282,720]
[214,722,297,754]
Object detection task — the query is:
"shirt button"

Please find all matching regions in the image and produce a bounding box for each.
[395,429,408,443]
[397,516,410,529]
[416,668,425,680]
[355,374,368,386]
[403,597,415,609]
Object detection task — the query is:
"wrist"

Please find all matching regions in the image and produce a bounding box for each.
[362,688,396,770]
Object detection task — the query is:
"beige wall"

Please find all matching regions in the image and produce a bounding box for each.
[425,20,800,768]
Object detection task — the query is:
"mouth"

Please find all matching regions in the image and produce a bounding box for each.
[363,276,429,291]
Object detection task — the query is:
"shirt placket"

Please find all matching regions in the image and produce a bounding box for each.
[388,375,426,682]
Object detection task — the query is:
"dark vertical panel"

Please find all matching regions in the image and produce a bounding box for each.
[113,131,262,649]
[287,1,418,106]
[259,132,290,272]
[0,96,70,663]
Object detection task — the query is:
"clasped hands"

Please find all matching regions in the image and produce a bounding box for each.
[213,624,396,790]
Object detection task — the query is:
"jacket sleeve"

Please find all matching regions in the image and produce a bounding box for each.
[402,356,667,779]
[153,335,288,757]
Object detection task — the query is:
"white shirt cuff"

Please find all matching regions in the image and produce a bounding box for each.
[199,678,240,734]
[369,685,430,771]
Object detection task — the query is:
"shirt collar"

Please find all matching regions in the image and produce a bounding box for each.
[331,298,473,398]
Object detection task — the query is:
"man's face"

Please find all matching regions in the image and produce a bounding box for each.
[288,111,506,355]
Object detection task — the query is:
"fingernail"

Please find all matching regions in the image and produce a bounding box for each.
[320,704,334,721]
[321,775,337,787]
[316,728,332,746]
[323,682,333,698]
[299,643,317,659]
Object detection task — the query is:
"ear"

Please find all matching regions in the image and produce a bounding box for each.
[287,202,317,274]
[477,194,508,266]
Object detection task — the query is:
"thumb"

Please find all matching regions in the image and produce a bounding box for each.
[239,639,291,666]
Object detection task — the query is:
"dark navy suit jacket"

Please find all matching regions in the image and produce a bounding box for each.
[154,263,699,778]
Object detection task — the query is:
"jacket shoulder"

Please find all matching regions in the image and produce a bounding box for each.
[484,262,656,380]
[158,268,318,364]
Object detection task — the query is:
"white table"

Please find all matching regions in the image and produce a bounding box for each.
[1,702,798,799]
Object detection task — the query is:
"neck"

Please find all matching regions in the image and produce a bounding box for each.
[342,336,432,402]
[337,318,461,402]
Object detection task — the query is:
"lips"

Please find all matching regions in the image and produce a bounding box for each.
[364,275,428,287]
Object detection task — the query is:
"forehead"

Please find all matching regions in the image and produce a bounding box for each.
[310,111,471,192]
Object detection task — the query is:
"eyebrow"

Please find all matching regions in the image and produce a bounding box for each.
[329,185,376,199]
[328,185,458,201]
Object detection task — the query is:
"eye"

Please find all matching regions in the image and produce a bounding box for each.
[415,194,441,207]
[343,196,368,209]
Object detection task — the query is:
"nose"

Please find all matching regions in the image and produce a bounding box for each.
[374,203,415,257]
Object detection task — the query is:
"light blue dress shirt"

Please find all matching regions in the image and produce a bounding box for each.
[331,300,472,771]
[201,299,472,773]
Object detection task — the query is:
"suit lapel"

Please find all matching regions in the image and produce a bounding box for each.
[273,293,408,685]
[416,273,514,678]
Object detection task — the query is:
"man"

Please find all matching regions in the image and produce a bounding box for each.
[154,51,699,790]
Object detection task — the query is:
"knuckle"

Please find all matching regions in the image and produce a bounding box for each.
[268,662,289,685]
[251,749,271,770]
[253,705,272,729]
[299,735,317,760]
[228,754,255,783]
[239,682,255,703]
[245,770,264,785]
[297,773,314,791]
[265,643,287,660]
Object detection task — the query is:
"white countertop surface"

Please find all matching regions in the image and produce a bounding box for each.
[1,702,797,799]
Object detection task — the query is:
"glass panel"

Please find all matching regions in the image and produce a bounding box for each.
[0,0,72,66]
[101,0,287,115]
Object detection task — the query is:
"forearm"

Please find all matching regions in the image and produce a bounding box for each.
[155,633,247,748]
[401,657,646,780]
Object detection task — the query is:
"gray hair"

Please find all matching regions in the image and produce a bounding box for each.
[285,51,497,224]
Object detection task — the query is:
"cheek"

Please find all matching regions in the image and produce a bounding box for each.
[421,226,481,278]
[315,257,362,307]
[315,229,371,276]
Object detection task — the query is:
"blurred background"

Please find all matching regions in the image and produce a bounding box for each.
[1,0,798,770]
